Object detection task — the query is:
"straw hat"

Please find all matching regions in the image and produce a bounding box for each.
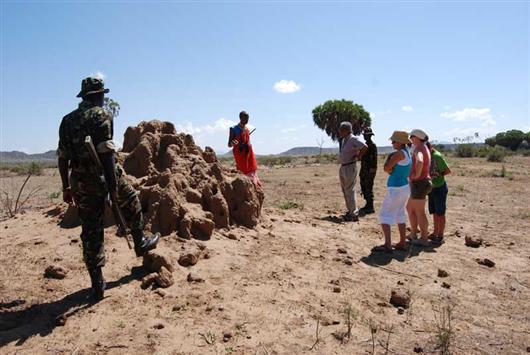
[389,131,411,144]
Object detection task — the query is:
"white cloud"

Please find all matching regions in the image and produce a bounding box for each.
[175,118,255,152]
[273,80,301,94]
[91,71,106,80]
[401,105,414,112]
[176,118,236,136]
[280,124,306,133]
[440,107,496,127]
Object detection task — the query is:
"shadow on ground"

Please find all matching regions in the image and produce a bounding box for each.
[360,243,442,266]
[0,266,147,347]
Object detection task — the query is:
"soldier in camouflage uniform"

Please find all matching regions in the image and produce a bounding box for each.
[360,127,377,214]
[58,77,159,301]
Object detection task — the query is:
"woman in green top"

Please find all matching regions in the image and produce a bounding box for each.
[426,142,451,245]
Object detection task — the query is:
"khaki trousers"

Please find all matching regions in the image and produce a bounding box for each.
[340,163,358,215]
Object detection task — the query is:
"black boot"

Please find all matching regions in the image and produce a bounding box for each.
[88,267,105,302]
[360,200,375,214]
[132,231,160,257]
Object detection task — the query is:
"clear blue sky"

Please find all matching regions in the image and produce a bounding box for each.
[1,1,529,154]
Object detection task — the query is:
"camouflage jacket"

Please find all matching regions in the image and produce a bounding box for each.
[58,100,115,174]
[361,142,378,171]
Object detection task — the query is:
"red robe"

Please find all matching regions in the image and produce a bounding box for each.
[231,125,257,175]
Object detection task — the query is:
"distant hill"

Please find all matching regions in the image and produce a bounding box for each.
[278,147,339,156]
[0,150,56,163]
[278,146,396,156]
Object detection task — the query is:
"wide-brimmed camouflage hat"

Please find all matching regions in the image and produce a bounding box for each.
[363,127,374,136]
[76,77,110,98]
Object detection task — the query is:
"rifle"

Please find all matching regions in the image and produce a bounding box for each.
[84,136,132,250]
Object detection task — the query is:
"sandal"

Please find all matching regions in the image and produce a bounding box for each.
[406,233,419,241]
[372,245,393,253]
[431,236,445,245]
[393,242,409,251]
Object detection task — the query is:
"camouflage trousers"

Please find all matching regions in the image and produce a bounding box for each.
[71,166,143,270]
[360,168,376,203]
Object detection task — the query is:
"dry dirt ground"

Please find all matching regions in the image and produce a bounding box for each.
[1,156,529,354]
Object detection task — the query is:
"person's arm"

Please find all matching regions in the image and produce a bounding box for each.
[384,151,405,174]
[357,145,368,160]
[412,151,424,179]
[440,156,451,176]
[93,110,118,196]
[58,120,73,204]
[58,156,73,204]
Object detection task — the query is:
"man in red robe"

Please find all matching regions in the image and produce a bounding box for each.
[228,111,262,187]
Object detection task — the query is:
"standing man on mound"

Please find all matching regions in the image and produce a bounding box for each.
[228,111,262,187]
[57,77,159,301]
[360,127,378,215]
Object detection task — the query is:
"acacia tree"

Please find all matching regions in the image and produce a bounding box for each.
[104,97,120,118]
[312,99,371,141]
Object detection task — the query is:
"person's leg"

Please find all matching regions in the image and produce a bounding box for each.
[438,183,448,238]
[351,163,358,216]
[77,192,106,300]
[116,168,159,256]
[381,224,392,248]
[339,166,350,214]
[428,191,437,236]
[415,199,429,240]
[397,223,407,246]
[407,199,418,237]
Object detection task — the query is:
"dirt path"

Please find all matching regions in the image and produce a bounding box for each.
[1,157,529,354]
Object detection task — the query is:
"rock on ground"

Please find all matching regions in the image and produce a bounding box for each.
[44,265,68,279]
[390,289,411,308]
[143,250,174,273]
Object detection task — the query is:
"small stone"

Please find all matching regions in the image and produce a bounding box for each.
[441,282,451,289]
[223,332,232,342]
[390,289,411,309]
[141,273,157,289]
[477,258,495,268]
[55,314,67,326]
[333,286,341,293]
[413,346,424,353]
[397,307,405,315]
[337,248,347,254]
[178,253,198,267]
[154,266,174,288]
[344,259,353,266]
[155,289,167,297]
[465,236,483,248]
[218,305,225,311]
[153,323,165,330]
[437,269,449,278]
[187,273,205,283]
[397,280,404,285]
[44,265,68,279]
[172,305,183,312]
[226,233,238,240]
[143,250,174,273]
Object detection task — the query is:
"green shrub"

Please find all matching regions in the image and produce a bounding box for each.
[486,146,507,162]
[454,144,475,158]
[279,200,303,210]
[258,156,293,166]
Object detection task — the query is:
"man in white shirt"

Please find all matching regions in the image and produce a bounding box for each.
[338,121,367,221]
